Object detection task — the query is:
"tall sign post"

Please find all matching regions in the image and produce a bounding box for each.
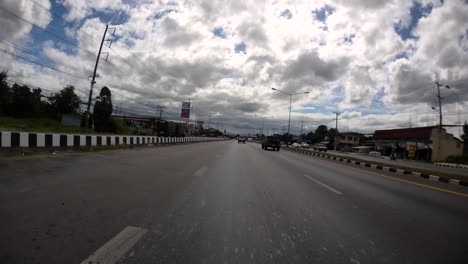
[181,101,191,136]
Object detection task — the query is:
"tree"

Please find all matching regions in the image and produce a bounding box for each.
[315,125,328,141]
[0,71,11,115]
[49,85,81,117]
[93,86,113,132]
[9,83,44,118]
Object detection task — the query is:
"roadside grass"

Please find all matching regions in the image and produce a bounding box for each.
[0,117,133,135]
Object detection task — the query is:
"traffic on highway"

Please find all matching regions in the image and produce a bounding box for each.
[1,140,467,263]
[1,0,468,263]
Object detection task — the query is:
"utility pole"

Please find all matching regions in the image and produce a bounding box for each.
[435,81,443,128]
[85,24,115,130]
[333,112,341,151]
[299,121,304,139]
[207,112,211,129]
[157,105,165,119]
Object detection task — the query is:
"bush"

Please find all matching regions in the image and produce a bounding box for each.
[446,154,468,164]
[107,118,132,134]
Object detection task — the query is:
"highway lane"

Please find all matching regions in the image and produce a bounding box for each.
[0,140,467,264]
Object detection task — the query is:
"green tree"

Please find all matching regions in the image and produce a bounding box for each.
[0,71,11,115]
[93,86,113,132]
[9,83,44,117]
[315,125,328,140]
[49,85,81,117]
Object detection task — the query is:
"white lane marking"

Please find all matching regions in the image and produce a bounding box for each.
[303,174,343,195]
[80,226,147,264]
[192,166,208,176]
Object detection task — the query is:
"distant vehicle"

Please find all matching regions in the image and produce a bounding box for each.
[291,142,301,148]
[313,144,327,152]
[238,137,246,144]
[300,142,310,149]
[369,151,381,157]
[247,137,253,142]
[262,137,281,151]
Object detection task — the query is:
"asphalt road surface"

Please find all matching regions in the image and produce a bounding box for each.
[1,140,467,264]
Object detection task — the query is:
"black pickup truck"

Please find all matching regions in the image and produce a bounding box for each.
[261,137,281,151]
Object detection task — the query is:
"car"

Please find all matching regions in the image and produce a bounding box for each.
[300,142,310,149]
[247,137,253,142]
[262,137,281,151]
[291,142,301,148]
[313,144,327,152]
[238,137,246,144]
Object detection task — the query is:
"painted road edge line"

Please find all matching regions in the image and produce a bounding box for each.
[285,147,466,187]
[192,165,209,177]
[322,160,468,198]
[80,226,147,264]
[285,147,468,196]
[304,174,343,195]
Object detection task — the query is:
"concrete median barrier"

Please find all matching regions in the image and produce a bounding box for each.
[285,145,467,187]
[0,131,227,151]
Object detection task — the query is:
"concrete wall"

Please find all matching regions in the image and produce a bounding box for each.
[431,128,463,162]
[0,131,224,148]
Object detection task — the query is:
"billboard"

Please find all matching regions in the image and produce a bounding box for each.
[181,108,190,118]
[181,102,191,118]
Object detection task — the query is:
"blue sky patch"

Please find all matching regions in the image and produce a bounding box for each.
[213,27,227,38]
[234,42,247,54]
[153,9,175,20]
[394,1,433,40]
[312,5,335,23]
[280,9,292,19]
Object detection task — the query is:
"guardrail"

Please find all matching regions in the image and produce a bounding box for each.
[0,131,225,148]
[285,146,468,186]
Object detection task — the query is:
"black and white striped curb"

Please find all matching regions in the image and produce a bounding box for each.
[434,162,468,170]
[287,147,468,187]
[0,131,224,148]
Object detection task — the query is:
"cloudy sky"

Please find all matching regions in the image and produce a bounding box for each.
[0,0,467,136]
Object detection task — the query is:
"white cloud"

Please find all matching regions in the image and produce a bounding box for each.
[0,0,52,40]
[2,0,468,135]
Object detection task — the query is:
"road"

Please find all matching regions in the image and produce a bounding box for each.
[1,140,467,264]
[326,150,468,177]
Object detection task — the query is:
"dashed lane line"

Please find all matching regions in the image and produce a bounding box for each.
[80,226,147,264]
[304,174,343,195]
[192,165,209,177]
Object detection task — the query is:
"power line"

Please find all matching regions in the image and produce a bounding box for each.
[0,39,55,64]
[0,48,89,80]
[27,0,101,46]
[0,6,97,57]
[30,0,165,99]
[0,5,224,124]
[0,40,92,78]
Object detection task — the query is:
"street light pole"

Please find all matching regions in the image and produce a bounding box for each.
[435,82,444,127]
[288,94,292,142]
[272,87,309,144]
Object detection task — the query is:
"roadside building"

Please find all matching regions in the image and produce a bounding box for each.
[111,115,185,136]
[112,115,155,135]
[373,126,463,162]
[337,132,364,147]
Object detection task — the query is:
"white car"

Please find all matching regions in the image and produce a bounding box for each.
[291,143,301,148]
[300,142,310,149]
